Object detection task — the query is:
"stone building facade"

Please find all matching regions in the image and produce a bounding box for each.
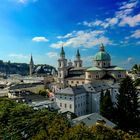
[57,44,126,88]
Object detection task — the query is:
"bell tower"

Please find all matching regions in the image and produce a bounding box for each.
[58,46,68,88]
[74,49,82,68]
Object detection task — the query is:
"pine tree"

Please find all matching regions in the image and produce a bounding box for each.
[99,90,104,115]
[116,76,140,131]
[100,89,114,120]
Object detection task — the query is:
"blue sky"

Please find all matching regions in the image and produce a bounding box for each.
[0,0,140,69]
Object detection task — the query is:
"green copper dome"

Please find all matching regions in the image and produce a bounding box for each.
[94,44,111,61]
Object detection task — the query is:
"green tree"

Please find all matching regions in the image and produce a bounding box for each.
[99,90,104,115]
[38,89,49,97]
[62,124,95,140]
[134,78,140,86]
[116,76,140,131]
[100,89,114,120]
[132,64,138,70]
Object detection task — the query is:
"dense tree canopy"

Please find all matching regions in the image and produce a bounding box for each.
[100,89,114,121]
[116,76,140,131]
[0,98,139,139]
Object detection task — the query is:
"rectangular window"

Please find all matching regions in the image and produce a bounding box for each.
[65,104,67,108]
[70,104,72,109]
[60,103,62,107]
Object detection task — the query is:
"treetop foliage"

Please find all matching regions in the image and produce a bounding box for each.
[0,98,139,140]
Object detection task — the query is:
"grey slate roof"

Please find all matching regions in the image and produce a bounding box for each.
[56,81,112,95]
[83,82,111,92]
[72,113,116,128]
[56,86,86,95]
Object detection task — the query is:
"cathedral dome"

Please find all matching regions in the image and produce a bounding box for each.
[94,44,111,61]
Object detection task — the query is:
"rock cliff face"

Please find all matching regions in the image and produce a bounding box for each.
[0,60,57,76]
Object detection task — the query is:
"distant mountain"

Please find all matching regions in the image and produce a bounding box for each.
[0,60,57,76]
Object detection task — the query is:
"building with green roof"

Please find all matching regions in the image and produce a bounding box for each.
[85,44,126,84]
[57,44,126,88]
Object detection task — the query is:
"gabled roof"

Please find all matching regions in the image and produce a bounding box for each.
[72,113,116,128]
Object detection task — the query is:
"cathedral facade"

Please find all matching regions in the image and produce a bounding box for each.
[57,44,126,88]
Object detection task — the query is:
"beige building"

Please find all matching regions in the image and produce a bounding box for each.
[57,44,126,88]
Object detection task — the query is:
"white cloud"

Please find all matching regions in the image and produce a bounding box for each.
[18,0,26,3]
[50,41,64,48]
[119,0,138,10]
[57,33,73,39]
[116,0,140,27]
[81,17,119,29]
[81,0,139,28]
[18,0,38,4]
[46,52,58,58]
[82,20,103,27]
[32,36,49,42]
[9,54,29,59]
[131,29,140,38]
[50,30,112,48]
[127,57,134,63]
[119,14,140,27]
[106,18,118,25]
[136,41,140,44]
[121,57,135,66]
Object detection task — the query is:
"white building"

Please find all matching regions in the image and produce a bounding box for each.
[55,86,87,116]
[55,81,119,116]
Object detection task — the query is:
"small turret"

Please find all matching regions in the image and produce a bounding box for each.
[100,43,105,52]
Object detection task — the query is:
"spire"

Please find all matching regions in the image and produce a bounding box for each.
[60,46,65,56]
[100,43,105,52]
[76,49,80,57]
[30,54,34,65]
[29,54,34,76]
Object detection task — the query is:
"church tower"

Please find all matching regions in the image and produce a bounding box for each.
[74,49,82,68]
[58,46,68,88]
[29,54,34,76]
